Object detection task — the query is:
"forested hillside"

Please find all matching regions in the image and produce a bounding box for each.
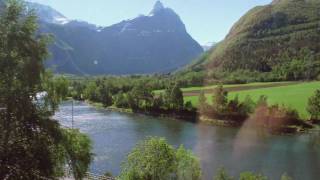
[188,0,320,82]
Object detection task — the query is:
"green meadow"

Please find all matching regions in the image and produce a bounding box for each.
[154,81,297,94]
[184,81,320,119]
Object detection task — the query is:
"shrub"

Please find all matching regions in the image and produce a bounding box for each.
[119,137,201,180]
[307,89,320,121]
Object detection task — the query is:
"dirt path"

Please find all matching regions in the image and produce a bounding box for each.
[183,82,301,97]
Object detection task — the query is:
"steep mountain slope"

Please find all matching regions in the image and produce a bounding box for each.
[33,1,203,75]
[27,2,70,24]
[193,0,320,75]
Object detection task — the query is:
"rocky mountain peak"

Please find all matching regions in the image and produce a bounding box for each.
[150,1,165,15]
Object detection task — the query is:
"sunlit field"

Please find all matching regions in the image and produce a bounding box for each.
[184,81,320,119]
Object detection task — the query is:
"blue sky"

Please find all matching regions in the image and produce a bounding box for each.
[28,0,272,44]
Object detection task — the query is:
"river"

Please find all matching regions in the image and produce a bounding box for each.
[54,101,320,180]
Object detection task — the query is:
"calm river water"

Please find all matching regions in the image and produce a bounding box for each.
[54,101,320,180]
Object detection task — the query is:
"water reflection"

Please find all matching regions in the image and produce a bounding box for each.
[55,101,320,180]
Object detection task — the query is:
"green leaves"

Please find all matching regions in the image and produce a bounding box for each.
[307,89,320,121]
[120,137,176,180]
[61,129,93,180]
[120,137,202,180]
[176,145,202,180]
[0,1,93,179]
[164,83,184,110]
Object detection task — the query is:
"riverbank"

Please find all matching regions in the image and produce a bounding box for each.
[199,115,314,135]
[84,100,315,135]
[86,100,198,122]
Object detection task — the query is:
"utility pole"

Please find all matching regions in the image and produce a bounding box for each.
[72,100,74,129]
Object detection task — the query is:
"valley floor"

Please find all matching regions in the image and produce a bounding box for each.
[184,81,320,119]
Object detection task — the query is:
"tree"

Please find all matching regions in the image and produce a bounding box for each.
[62,129,93,180]
[242,95,256,114]
[307,89,320,121]
[212,85,228,112]
[119,137,202,180]
[53,76,70,100]
[176,145,202,180]
[98,83,113,107]
[0,1,92,179]
[84,81,99,102]
[114,92,130,108]
[120,137,176,180]
[198,91,210,115]
[164,83,184,110]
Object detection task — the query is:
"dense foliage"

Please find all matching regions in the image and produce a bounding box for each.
[199,85,254,122]
[307,89,320,122]
[119,137,201,180]
[0,1,92,179]
[70,76,197,120]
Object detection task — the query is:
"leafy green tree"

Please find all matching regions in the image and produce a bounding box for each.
[52,76,70,100]
[151,93,164,110]
[84,81,99,102]
[198,91,210,114]
[126,83,154,110]
[307,89,320,121]
[164,83,184,110]
[120,137,202,180]
[212,85,228,112]
[114,93,130,108]
[176,145,202,180]
[242,95,256,114]
[70,81,86,100]
[61,129,93,180]
[120,137,176,180]
[98,83,113,107]
[0,1,92,179]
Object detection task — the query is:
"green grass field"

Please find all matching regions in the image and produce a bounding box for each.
[154,81,296,94]
[184,81,320,119]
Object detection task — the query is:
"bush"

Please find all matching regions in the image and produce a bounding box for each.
[307,89,320,121]
[119,137,201,180]
[120,137,176,180]
[176,145,202,180]
[114,93,130,108]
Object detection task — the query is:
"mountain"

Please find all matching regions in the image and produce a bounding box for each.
[26,2,70,24]
[202,42,217,51]
[28,1,203,75]
[191,0,320,75]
